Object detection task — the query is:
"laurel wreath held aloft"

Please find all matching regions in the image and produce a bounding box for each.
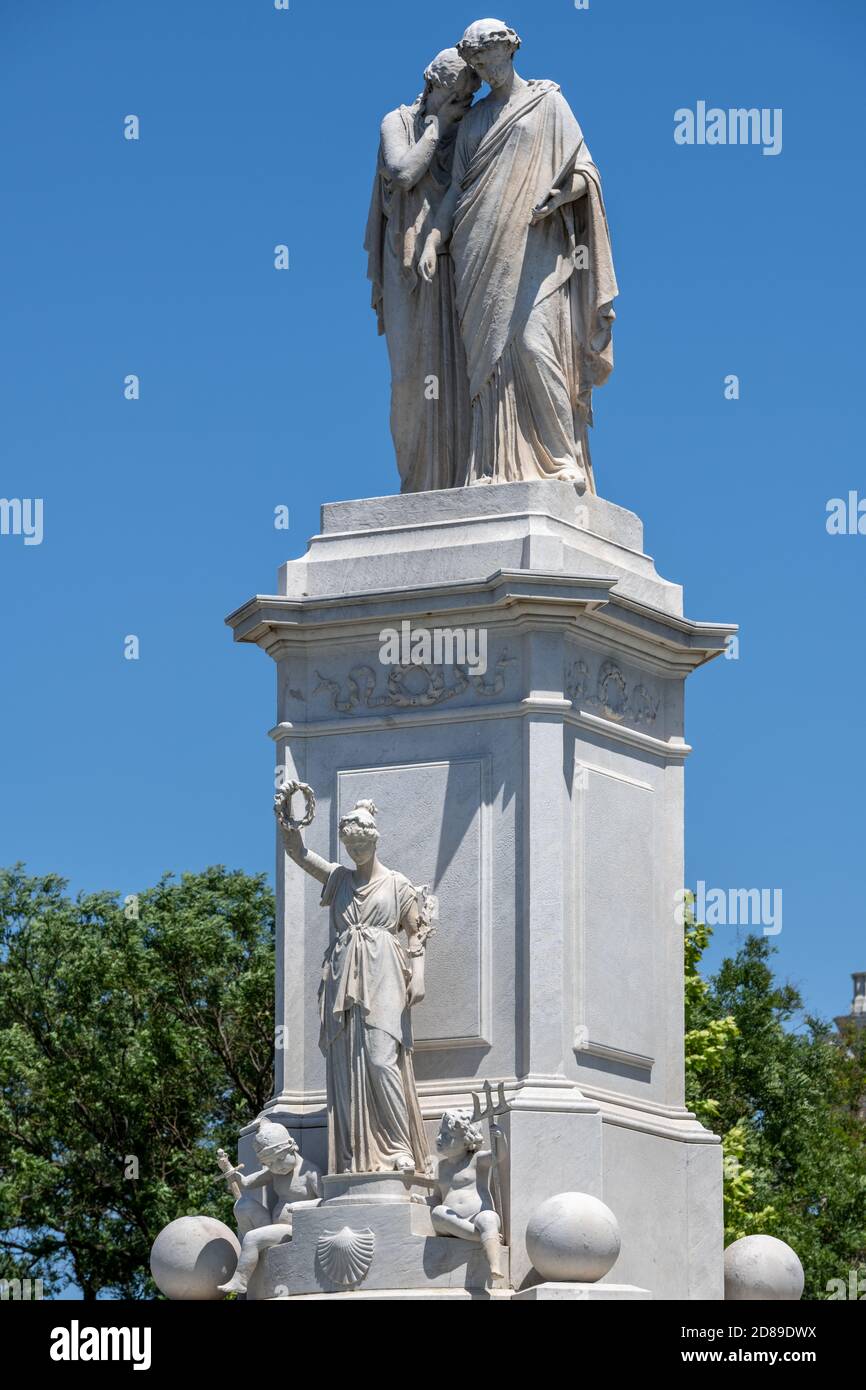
[274,780,317,830]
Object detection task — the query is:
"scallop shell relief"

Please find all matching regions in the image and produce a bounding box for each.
[316,1226,376,1288]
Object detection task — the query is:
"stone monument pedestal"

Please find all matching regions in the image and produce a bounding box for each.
[228,479,734,1299]
[248,1170,507,1300]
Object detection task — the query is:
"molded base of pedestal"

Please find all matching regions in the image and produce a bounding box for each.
[512,1282,652,1301]
[319,1171,433,1205]
[268,1287,510,1301]
[246,1170,508,1300]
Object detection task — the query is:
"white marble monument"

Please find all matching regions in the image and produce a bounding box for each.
[226,481,734,1297]
[221,17,734,1300]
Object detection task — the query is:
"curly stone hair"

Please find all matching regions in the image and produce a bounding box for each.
[423,47,472,92]
[441,1108,485,1152]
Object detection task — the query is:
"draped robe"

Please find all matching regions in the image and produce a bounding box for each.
[450,81,618,489]
[365,103,472,493]
[318,864,429,1175]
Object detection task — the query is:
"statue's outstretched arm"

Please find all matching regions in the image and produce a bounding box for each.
[279,825,331,885]
[227,1165,269,1191]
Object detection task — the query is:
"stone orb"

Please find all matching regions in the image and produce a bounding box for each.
[724,1235,804,1301]
[150,1215,241,1300]
[526,1192,621,1283]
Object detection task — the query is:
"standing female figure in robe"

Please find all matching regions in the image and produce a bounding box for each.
[281,798,431,1176]
[420,20,618,493]
[365,49,479,493]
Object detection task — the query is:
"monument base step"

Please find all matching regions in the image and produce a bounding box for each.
[268,1287,512,1301]
[247,1174,509,1299]
[512,1282,653,1301]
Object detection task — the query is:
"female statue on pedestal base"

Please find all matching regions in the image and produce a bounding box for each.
[278,788,432,1176]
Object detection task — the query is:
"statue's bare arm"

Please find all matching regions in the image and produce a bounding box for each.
[221,1165,269,1191]
[531,170,588,225]
[280,825,331,885]
[380,95,469,193]
[401,892,427,1006]
[379,110,440,191]
[418,180,460,283]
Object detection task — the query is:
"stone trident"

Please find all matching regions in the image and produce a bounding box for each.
[470,1080,510,1244]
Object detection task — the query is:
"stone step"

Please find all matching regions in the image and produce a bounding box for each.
[249,1196,509,1299]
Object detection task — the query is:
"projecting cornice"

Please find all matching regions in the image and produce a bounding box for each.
[225,567,736,674]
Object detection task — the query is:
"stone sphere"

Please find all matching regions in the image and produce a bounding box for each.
[150,1216,241,1300]
[526,1192,621,1283]
[724,1235,804,1301]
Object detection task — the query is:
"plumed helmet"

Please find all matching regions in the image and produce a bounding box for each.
[253,1118,298,1172]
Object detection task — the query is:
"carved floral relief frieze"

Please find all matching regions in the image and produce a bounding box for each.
[566,657,659,727]
[313,649,515,714]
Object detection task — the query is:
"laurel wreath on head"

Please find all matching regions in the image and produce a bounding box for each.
[274,780,316,829]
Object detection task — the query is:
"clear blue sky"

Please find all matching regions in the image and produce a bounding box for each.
[1,0,863,1026]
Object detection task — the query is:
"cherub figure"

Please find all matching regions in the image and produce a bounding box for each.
[216,1117,321,1296]
[431,1109,506,1287]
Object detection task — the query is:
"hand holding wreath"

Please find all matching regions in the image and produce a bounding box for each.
[274,780,316,859]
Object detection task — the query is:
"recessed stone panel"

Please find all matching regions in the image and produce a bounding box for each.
[336,758,490,1046]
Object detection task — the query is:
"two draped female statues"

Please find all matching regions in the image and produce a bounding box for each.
[365,18,618,495]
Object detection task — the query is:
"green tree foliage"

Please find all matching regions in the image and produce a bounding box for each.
[684,901,866,1299]
[2,863,864,1301]
[0,865,275,1299]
